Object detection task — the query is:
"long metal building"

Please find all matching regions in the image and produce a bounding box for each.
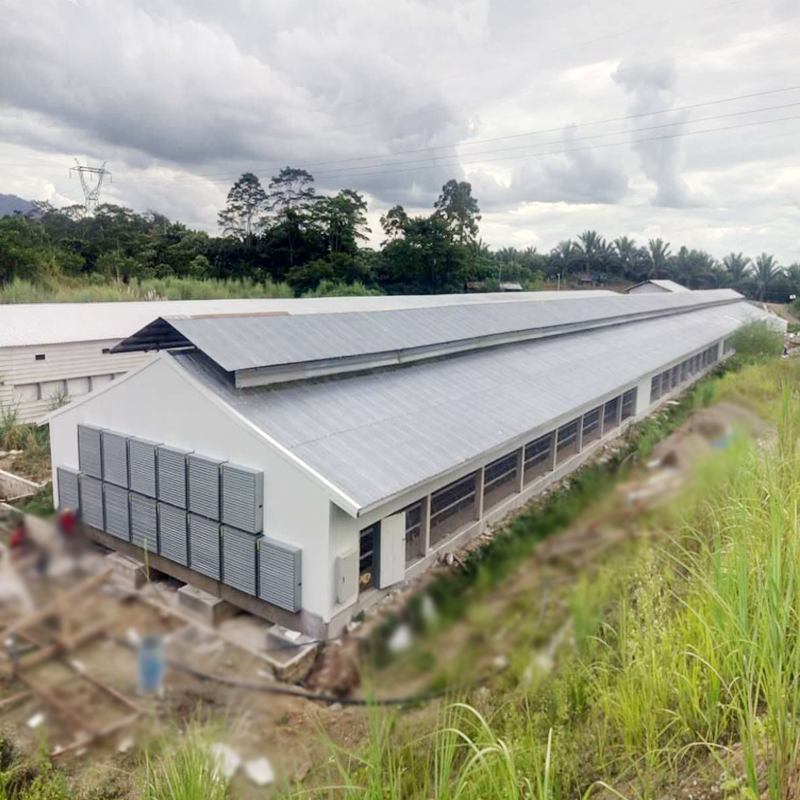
[48,289,782,635]
[0,291,611,422]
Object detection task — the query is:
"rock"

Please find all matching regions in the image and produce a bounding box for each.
[244,757,275,787]
[388,623,412,653]
[209,743,241,780]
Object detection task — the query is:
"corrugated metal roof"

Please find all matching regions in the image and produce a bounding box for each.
[171,298,766,513]
[627,279,690,293]
[0,291,614,348]
[159,289,741,372]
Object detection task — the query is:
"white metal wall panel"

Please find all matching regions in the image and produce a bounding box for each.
[188,514,221,580]
[221,526,262,596]
[188,454,225,520]
[101,430,129,487]
[379,512,406,588]
[103,483,131,541]
[129,437,160,498]
[80,475,104,530]
[158,503,188,566]
[57,466,80,512]
[221,463,264,533]
[157,445,191,508]
[78,424,103,479]
[259,536,302,612]
[130,493,158,553]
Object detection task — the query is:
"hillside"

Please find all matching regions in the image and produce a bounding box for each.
[0,193,32,217]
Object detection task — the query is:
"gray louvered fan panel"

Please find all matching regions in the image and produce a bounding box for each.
[221,526,262,596]
[57,467,80,512]
[80,475,104,530]
[188,454,225,520]
[129,437,160,498]
[103,483,130,541]
[221,464,264,533]
[157,445,191,508]
[158,503,188,566]
[188,514,220,580]
[101,431,129,487]
[259,536,302,612]
[130,493,158,553]
[78,424,103,479]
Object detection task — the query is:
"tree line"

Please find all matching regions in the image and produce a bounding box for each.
[0,167,796,301]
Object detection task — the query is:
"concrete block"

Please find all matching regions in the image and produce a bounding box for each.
[263,625,318,683]
[177,584,236,627]
[106,552,148,590]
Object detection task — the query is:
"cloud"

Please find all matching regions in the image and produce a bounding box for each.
[612,58,697,208]
[0,0,798,262]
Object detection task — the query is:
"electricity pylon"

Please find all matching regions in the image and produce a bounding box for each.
[70,159,112,214]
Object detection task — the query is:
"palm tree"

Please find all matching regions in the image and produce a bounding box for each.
[753,253,782,301]
[723,252,752,286]
[647,238,672,278]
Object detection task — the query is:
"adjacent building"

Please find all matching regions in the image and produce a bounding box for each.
[1,291,611,423]
[626,279,690,294]
[48,289,781,636]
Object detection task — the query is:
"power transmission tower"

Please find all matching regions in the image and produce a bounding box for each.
[69,159,112,214]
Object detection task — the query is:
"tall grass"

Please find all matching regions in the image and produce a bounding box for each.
[0,275,294,303]
[141,725,228,800]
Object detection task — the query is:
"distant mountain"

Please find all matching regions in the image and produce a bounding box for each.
[0,194,33,217]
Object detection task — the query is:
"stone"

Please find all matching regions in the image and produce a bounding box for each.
[177,584,235,627]
[106,552,148,590]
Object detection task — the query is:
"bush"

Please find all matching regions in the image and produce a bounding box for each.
[730,321,783,360]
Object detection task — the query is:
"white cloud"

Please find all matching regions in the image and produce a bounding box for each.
[0,0,798,262]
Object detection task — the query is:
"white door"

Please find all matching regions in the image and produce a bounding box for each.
[379,512,406,588]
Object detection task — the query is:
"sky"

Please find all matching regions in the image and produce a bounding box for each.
[0,0,798,262]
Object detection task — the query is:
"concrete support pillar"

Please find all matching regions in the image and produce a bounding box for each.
[548,431,557,471]
[576,414,584,452]
[421,495,431,555]
[474,467,485,521]
[615,396,623,426]
[516,445,525,493]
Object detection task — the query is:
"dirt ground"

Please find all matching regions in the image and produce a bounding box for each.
[0,400,768,796]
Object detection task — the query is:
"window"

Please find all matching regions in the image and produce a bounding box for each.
[621,388,637,420]
[651,374,662,403]
[404,501,425,565]
[556,417,581,464]
[483,451,519,509]
[671,365,681,389]
[524,433,553,483]
[35,353,45,361]
[582,406,602,445]
[359,522,379,591]
[67,377,91,396]
[430,472,477,545]
[603,396,620,430]
[102,348,111,354]
[12,383,41,403]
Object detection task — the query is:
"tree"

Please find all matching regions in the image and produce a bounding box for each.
[433,179,481,245]
[217,173,268,242]
[266,167,316,217]
[723,252,751,286]
[379,205,409,245]
[646,238,671,278]
[317,190,371,256]
[549,240,576,278]
[614,236,637,277]
[753,253,782,301]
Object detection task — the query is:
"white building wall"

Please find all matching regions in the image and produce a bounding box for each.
[49,356,335,623]
[0,340,152,423]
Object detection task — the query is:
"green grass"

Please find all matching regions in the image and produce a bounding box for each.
[293,355,800,799]
[140,725,228,800]
[0,275,294,303]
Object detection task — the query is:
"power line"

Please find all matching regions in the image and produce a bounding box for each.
[304,100,800,179]
[118,96,800,187]
[314,113,800,182]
